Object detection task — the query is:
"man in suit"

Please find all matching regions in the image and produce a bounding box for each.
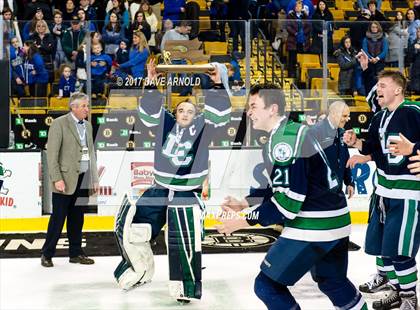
[310,101,360,252]
[41,92,98,267]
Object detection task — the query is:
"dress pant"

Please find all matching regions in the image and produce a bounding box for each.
[42,173,89,258]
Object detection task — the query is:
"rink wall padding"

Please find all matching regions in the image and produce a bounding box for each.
[0,228,282,258]
[0,211,368,233]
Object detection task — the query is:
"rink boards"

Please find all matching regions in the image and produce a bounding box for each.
[0,149,375,231]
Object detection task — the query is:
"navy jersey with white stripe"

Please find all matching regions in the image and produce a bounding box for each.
[361,100,420,200]
[246,118,352,242]
[138,86,231,191]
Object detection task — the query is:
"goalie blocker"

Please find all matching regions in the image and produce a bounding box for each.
[114,189,204,301]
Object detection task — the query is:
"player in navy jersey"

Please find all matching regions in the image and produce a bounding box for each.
[216,84,367,310]
[344,70,420,309]
[113,61,231,303]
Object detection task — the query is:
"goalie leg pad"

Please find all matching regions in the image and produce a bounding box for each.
[167,203,203,300]
[114,194,155,289]
[114,259,146,290]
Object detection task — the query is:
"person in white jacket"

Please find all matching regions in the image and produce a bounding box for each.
[138,0,159,53]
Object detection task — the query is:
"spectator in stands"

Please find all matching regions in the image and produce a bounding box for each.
[90,0,107,24]
[10,37,25,97]
[24,0,52,21]
[160,19,190,51]
[105,0,129,12]
[140,0,159,53]
[57,64,76,98]
[112,39,129,76]
[62,16,86,63]
[102,12,126,57]
[367,0,387,22]
[184,1,200,39]
[22,7,44,42]
[163,18,174,32]
[78,0,97,22]
[155,18,173,52]
[385,11,408,67]
[407,27,420,93]
[311,0,334,55]
[358,0,382,11]
[227,0,249,57]
[90,31,103,47]
[138,0,162,25]
[414,0,420,19]
[362,21,389,93]
[406,9,420,44]
[77,8,97,32]
[62,0,76,23]
[130,0,142,21]
[105,0,130,30]
[163,0,185,25]
[334,36,358,96]
[22,40,49,97]
[210,0,228,42]
[229,52,242,83]
[0,0,17,15]
[130,11,151,42]
[50,10,66,69]
[75,42,87,91]
[117,30,149,79]
[146,0,163,25]
[286,0,312,78]
[287,0,315,18]
[91,42,112,97]
[349,9,371,51]
[115,39,129,67]
[30,19,56,82]
[2,8,22,45]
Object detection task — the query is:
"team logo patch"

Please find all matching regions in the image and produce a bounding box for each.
[273,142,293,162]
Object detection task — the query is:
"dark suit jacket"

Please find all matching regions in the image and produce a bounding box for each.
[310,118,354,189]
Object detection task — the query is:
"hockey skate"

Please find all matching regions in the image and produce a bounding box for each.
[372,289,402,310]
[399,291,418,310]
[359,273,390,293]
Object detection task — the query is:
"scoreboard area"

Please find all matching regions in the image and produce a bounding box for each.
[11,110,248,150]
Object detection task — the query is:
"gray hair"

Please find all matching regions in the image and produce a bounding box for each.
[328,100,348,115]
[69,92,89,109]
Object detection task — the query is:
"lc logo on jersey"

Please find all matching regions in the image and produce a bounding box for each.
[273,143,293,162]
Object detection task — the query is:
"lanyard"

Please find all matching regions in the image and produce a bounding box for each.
[378,108,397,154]
[76,123,86,141]
[378,109,396,143]
[378,101,404,140]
